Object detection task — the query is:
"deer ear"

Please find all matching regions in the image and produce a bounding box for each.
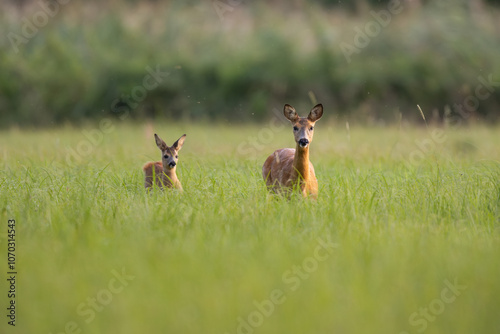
[154,134,167,150]
[173,134,186,151]
[283,104,299,123]
[308,104,323,122]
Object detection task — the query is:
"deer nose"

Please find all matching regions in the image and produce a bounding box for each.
[298,138,309,148]
[169,161,176,168]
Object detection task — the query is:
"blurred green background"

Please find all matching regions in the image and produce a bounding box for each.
[1,0,500,127]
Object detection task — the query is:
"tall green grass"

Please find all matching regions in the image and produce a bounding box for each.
[0,123,499,333]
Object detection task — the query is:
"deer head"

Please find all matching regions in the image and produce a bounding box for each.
[283,104,323,149]
[155,133,186,170]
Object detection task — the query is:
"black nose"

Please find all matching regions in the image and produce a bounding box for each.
[298,138,309,147]
[169,162,176,168]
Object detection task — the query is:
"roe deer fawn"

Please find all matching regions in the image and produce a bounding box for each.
[143,133,186,191]
[262,104,323,198]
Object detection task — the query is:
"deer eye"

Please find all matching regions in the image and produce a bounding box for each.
[175,155,178,159]
[164,155,169,159]
[293,126,299,131]
[309,126,314,131]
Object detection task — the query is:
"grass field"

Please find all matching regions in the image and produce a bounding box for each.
[0,121,499,334]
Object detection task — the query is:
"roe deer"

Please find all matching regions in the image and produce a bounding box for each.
[262,104,323,198]
[143,133,186,191]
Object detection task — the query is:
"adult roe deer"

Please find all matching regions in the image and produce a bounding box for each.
[262,104,323,198]
[143,133,186,191]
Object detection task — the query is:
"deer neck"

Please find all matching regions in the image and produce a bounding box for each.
[293,144,310,182]
[161,166,178,184]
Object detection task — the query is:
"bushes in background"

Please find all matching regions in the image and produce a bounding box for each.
[1,1,499,127]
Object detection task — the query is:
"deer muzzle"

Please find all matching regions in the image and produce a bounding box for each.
[298,138,309,148]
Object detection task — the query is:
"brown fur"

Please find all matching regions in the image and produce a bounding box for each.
[262,104,323,199]
[143,133,186,191]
